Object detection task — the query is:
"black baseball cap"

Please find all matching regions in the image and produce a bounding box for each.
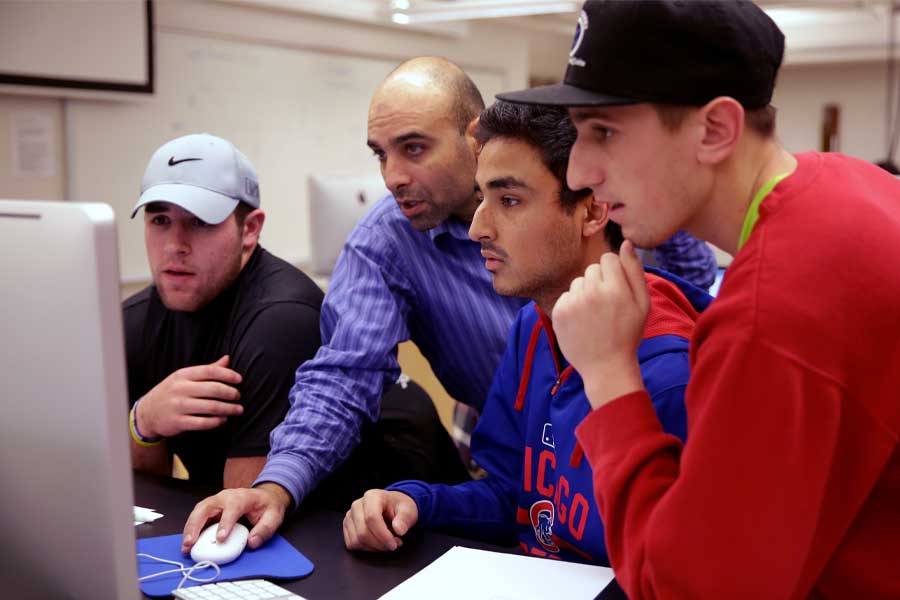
[498,0,785,109]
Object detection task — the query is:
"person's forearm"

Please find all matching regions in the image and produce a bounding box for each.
[130,439,171,476]
[388,477,517,543]
[130,398,171,475]
[224,456,267,489]
[255,360,392,508]
[256,237,409,508]
[580,355,645,410]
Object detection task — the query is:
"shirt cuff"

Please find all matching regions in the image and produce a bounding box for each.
[253,454,317,512]
[386,480,433,528]
[575,390,663,470]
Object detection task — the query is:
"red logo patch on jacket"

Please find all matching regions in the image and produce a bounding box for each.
[530,499,560,553]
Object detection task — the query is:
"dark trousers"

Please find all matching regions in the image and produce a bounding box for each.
[306,380,471,510]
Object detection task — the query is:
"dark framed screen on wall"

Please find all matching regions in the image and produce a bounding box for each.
[0,0,153,94]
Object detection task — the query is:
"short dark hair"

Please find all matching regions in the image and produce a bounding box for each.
[233,202,254,228]
[654,103,777,137]
[450,72,485,133]
[474,101,624,251]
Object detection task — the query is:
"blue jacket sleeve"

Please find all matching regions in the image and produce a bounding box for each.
[255,223,415,508]
[388,315,526,544]
[638,339,691,443]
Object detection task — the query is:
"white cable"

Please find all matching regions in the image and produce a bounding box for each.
[137,553,222,591]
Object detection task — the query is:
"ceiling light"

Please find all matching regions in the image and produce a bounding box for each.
[389,1,578,24]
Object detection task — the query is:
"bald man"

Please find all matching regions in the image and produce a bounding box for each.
[181,57,522,551]
[181,57,714,552]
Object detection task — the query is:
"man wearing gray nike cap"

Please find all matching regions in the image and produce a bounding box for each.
[124,133,324,489]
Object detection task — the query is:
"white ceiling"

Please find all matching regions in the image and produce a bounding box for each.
[221,0,900,64]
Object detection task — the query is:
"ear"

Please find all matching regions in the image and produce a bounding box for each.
[581,193,609,239]
[696,97,744,166]
[240,209,265,253]
[465,116,482,158]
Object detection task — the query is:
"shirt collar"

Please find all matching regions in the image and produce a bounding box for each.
[428,216,472,245]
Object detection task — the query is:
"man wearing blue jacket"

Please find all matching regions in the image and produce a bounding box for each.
[342,101,711,565]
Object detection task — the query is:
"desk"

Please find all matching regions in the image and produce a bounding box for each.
[134,473,626,600]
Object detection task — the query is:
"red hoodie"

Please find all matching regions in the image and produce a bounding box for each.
[575,152,900,599]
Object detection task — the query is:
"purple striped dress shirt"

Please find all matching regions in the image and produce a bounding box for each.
[256,194,717,506]
[255,195,526,506]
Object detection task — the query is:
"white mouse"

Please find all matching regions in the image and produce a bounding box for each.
[190,522,249,565]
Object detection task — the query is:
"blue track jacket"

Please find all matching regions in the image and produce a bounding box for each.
[390,268,711,566]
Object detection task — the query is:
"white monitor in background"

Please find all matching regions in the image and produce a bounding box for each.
[0,200,139,599]
[308,174,389,275]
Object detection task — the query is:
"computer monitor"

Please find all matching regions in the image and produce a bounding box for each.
[307,174,389,275]
[0,200,139,599]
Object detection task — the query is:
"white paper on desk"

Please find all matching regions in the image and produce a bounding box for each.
[379,546,615,600]
[134,506,163,526]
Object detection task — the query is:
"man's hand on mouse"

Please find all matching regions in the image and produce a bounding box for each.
[136,355,244,439]
[343,489,418,552]
[182,483,292,554]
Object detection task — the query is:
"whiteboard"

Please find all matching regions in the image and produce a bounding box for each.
[0,0,151,93]
[66,31,506,281]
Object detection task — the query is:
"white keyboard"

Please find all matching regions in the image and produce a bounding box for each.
[172,579,307,599]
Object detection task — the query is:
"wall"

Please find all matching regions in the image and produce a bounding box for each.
[774,61,890,161]
[70,1,529,282]
[527,27,569,84]
[53,0,529,434]
[1,0,529,283]
[0,0,150,91]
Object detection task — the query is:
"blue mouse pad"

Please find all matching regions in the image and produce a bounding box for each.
[137,533,314,597]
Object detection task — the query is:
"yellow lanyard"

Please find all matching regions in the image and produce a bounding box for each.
[737,173,790,250]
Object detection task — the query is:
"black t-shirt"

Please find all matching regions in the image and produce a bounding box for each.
[123,246,324,487]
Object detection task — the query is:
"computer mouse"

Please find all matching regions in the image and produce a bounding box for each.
[190,522,249,565]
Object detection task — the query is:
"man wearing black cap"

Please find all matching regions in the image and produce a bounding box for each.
[125,133,324,489]
[500,1,900,598]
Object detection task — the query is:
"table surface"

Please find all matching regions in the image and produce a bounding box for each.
[134,473,625,600]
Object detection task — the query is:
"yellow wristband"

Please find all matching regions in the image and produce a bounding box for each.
[129,401,162,447]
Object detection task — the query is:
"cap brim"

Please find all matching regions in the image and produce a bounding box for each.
[132,184,239,225]
[497,82,640,107]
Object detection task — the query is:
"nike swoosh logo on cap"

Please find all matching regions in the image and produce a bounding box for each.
[168,156,202,166]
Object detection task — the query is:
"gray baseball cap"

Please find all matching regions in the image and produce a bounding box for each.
[132,133,260,224]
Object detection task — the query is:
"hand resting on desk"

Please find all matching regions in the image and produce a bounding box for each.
[343,489,419,552]
[181,483,291,554]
